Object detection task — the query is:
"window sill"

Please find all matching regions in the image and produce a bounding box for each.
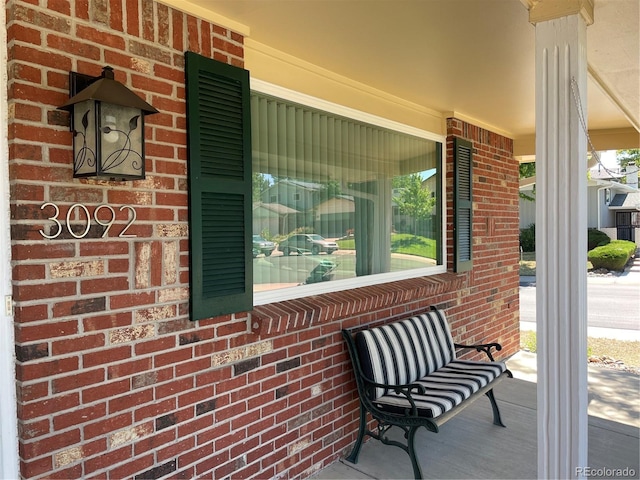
[251,272,465,337]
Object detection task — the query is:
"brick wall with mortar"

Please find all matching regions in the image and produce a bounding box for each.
[7,1,520,478]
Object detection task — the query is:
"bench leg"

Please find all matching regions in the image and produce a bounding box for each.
[485,389,506,427]
[345,402,367,464]
[345,405,425,479]
[407,426,424,480]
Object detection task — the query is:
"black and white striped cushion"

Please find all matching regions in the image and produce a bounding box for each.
[372,359,507,418]
[355,310,456,399]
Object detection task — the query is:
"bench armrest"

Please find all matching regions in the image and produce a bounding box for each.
[358,372,425,396]
[357,373,426,416]
[455,342,502,361]
[392,383,426,416]
[342,329,428,417]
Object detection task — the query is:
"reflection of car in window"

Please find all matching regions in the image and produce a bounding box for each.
[252,235,276,258]
[277,234,339,256]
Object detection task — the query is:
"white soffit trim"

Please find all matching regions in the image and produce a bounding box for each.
[444,110,514,140]
[588,64,640,133]
[246,40,445,128]
[156,0,250,36]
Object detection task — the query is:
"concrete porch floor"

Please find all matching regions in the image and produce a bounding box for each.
[312,351,640,479]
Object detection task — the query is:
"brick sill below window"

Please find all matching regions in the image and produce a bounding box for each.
[251,272,465,337]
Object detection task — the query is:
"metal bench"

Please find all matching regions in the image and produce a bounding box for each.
[342,306,512,479]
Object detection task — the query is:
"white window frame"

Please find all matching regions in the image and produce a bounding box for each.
[251,79,447,306]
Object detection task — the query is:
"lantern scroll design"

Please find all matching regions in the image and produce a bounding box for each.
[59,66,158,181]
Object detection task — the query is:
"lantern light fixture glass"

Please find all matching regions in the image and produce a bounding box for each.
[58,66,158,181]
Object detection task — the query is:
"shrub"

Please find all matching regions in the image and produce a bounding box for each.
[520,226,613,253]
[519,224,536,252]
[291,226,315,235]
[588,228,610,250]
[587,240,636,271]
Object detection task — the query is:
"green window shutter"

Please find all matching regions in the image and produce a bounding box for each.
[185,51,252,320]
[454,137,473,272]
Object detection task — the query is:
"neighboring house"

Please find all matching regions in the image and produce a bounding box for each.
[252,202,301,238]
[259,180,351,238]
[313,195,354,238]
[260,179,322,211]
[518,181,536,229]
[608,191,640,243]
[420,167,439,199]
[520,164,640,245]
[261,170,439,239]
[1,2,637,480]
[587,163,639,237]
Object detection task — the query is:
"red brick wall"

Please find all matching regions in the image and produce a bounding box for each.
[444,119,521,353]
[7,1,520,478]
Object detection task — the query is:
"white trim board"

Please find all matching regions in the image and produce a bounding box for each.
[0,3,19,478]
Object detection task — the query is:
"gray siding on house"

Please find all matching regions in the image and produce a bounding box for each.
[519,197,536,229]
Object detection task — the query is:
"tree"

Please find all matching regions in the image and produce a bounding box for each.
[393,174,436,235]
[616,149,640,170]
[519,162,535,178]
[616,150,640,185]
[252,173,271,202]
[319,179,341,201]
[392,174,415,190]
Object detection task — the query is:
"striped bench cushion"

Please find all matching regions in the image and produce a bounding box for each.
[372,359,507,418]
[354,309,507,417]
[355,310,456,399]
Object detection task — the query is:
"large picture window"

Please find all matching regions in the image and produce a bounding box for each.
[251,85,445,303]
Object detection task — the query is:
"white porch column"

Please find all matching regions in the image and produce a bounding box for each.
[530,2,592,478]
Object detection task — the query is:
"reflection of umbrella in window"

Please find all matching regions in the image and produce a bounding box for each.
[304,260,337,284]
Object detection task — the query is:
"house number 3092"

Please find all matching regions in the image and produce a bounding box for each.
[39,203,137,239]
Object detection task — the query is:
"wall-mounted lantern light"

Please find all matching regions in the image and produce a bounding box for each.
[58,66,158,181]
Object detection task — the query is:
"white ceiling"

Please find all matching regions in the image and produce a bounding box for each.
[174,0,639,146]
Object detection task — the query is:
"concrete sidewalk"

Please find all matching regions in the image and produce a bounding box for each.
[312,351,639,480]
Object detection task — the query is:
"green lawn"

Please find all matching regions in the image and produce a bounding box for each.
[521,330,640,368]
[519,252,536,276]
[392,233,437,258]
[336,233,437,259]
[335,238,355,249]
[519,252,594,276]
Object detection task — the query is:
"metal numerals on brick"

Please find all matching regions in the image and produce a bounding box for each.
[39,203,137,239]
